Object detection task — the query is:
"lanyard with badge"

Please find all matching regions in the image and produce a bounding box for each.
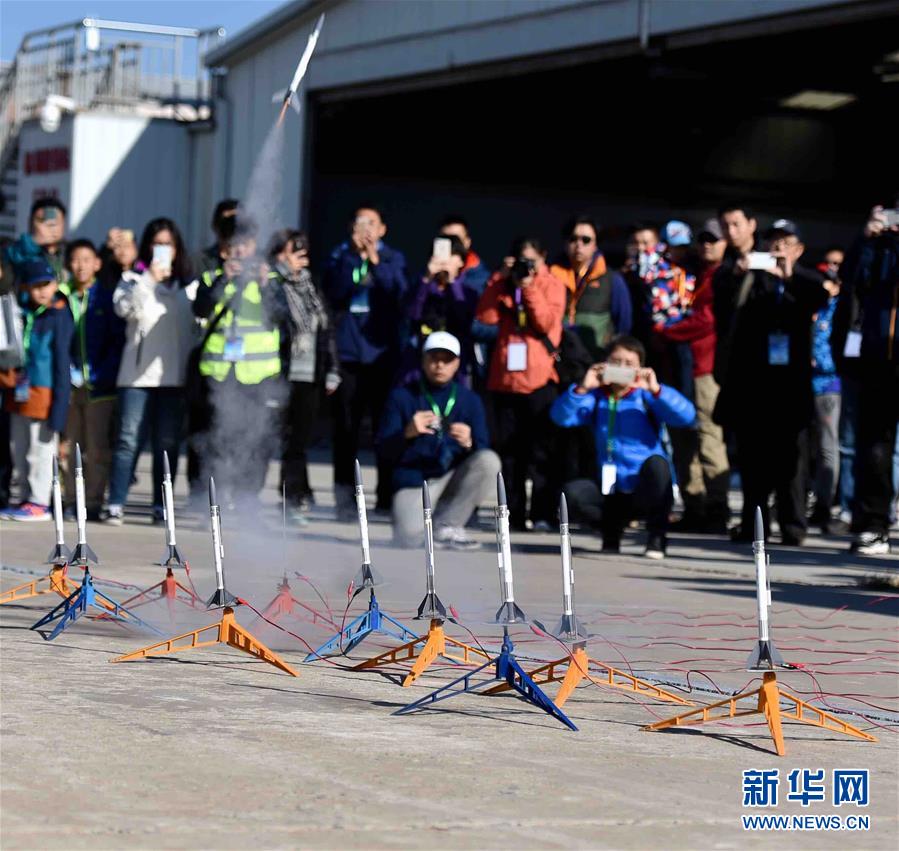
[506,287,528,372]
[601,396,618,495]
[421,380,457,435]
[16,306,46,402]
[69,289,89,387]
[223,282,246,362]
[350,258,371,315]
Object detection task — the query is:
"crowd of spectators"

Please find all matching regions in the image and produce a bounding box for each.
[1,195,896,559]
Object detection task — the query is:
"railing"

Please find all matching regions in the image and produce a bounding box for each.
[0,18,225,173]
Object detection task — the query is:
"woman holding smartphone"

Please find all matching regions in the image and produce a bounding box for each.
[106,218,197,524]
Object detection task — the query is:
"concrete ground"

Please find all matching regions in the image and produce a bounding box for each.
[1,454,897,850]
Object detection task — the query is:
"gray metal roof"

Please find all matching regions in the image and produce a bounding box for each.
[204,0,329,67]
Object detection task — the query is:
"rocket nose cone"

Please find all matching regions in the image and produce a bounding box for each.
[74,443,83,469]
[754,506,764,542]
[162,450,171,478]
[560,492,569,525]
[354,459,362,488]
[496,472,507,506]
[53,455,59,478]
[422,480,432,511]
[209,477,217,507]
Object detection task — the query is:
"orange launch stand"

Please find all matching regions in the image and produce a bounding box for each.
[483,642,692,708]
[353,619,492,686]
[105,567,203,615]
[643,671,876,756]
[254,576,337,630]
[111,605,299,676]
[0,565,80,605]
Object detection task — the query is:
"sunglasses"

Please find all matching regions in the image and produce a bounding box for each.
[568,235,594,245]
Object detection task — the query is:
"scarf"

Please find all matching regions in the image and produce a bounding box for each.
[279,265,329,381]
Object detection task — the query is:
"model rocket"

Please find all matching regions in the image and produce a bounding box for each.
[415,481,446,620]
[746,506,785,670]
[70,444,98,566]
[494,473,526,624]
[552,493,587,640]
[157,451,186,568]
[206,477,237,609]
[275,13,325,124]
[352,459,382,589]
[45,456,72,566]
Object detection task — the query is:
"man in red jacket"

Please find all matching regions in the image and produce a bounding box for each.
[656,218,731,533]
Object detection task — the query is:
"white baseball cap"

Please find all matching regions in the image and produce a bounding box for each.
[422,331,461,358]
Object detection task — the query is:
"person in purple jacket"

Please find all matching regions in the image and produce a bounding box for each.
[551,334,695,559]
[323,204,408,518]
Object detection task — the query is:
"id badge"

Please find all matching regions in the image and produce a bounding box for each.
[601,462,617,496]
[506,340,527,372]
[223,336,245,363]
[14,375,30,403]
[70,364,85,388]
[349,287,371,315]
[768,333,790,366]
[843,330,862,359]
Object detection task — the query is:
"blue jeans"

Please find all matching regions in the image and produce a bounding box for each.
[108,387,184,509]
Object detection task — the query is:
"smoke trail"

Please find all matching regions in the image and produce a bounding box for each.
[243,120,288,249]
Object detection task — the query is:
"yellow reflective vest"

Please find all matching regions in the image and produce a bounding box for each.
[199,270,281,384]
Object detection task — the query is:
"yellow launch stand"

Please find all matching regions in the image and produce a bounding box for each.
[0,565,80,605]
[111,605,299,676]
[353,619,492,686]
[484,641,692,707]
[643,671,876,756]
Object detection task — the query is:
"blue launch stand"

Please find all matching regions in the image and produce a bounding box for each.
[30,568,162,642]
[393,628,578,730]
[303,588,420,661]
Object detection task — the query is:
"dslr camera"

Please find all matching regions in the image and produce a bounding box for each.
[510,256,536,282]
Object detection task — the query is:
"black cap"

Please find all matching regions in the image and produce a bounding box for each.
[764,218,801,241]
[696,217,724,241]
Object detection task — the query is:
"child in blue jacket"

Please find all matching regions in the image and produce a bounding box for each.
[551,334,695,558]
[60,239,126,516]
[1,259,73,520]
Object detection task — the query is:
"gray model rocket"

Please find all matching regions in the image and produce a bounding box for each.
[275,13,325,124]
[352,459,382,589]
[494,472,527,624]
[206,478,237,609]
[45,455,72,566]
[70,444,98,566]
[746,506,785,670]
[415,481,446,620]
[157,451,186,568]
[551,493,586,640]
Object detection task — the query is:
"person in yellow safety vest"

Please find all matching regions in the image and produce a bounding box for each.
[191,217,288,503]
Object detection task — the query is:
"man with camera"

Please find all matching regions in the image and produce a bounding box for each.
[377,331,499,550]
[831,203,899,555]
[713,218,828,545]
[324,205,408,518]
[476,237,566,530]
[193,217,287,503]
[552,335,695,558]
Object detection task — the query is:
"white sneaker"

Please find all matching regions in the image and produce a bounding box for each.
[850,532,890,556]
[103,505,124,526]
[435,525,480,551]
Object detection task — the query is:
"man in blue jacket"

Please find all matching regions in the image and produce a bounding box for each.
[324,204,408,517]
[377,331,500,550]
[551,334,695,558]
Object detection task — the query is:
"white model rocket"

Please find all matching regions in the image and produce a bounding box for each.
[746,506,785,670]
[352,459,382,589]
[275,13,325,124]
[551,493,587,640]
[70,444,98,566]
[415,481,446,620]
[494,473,526,624]
[157,451,186,568]
[45,455,72,566]
[206,477,237,609]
